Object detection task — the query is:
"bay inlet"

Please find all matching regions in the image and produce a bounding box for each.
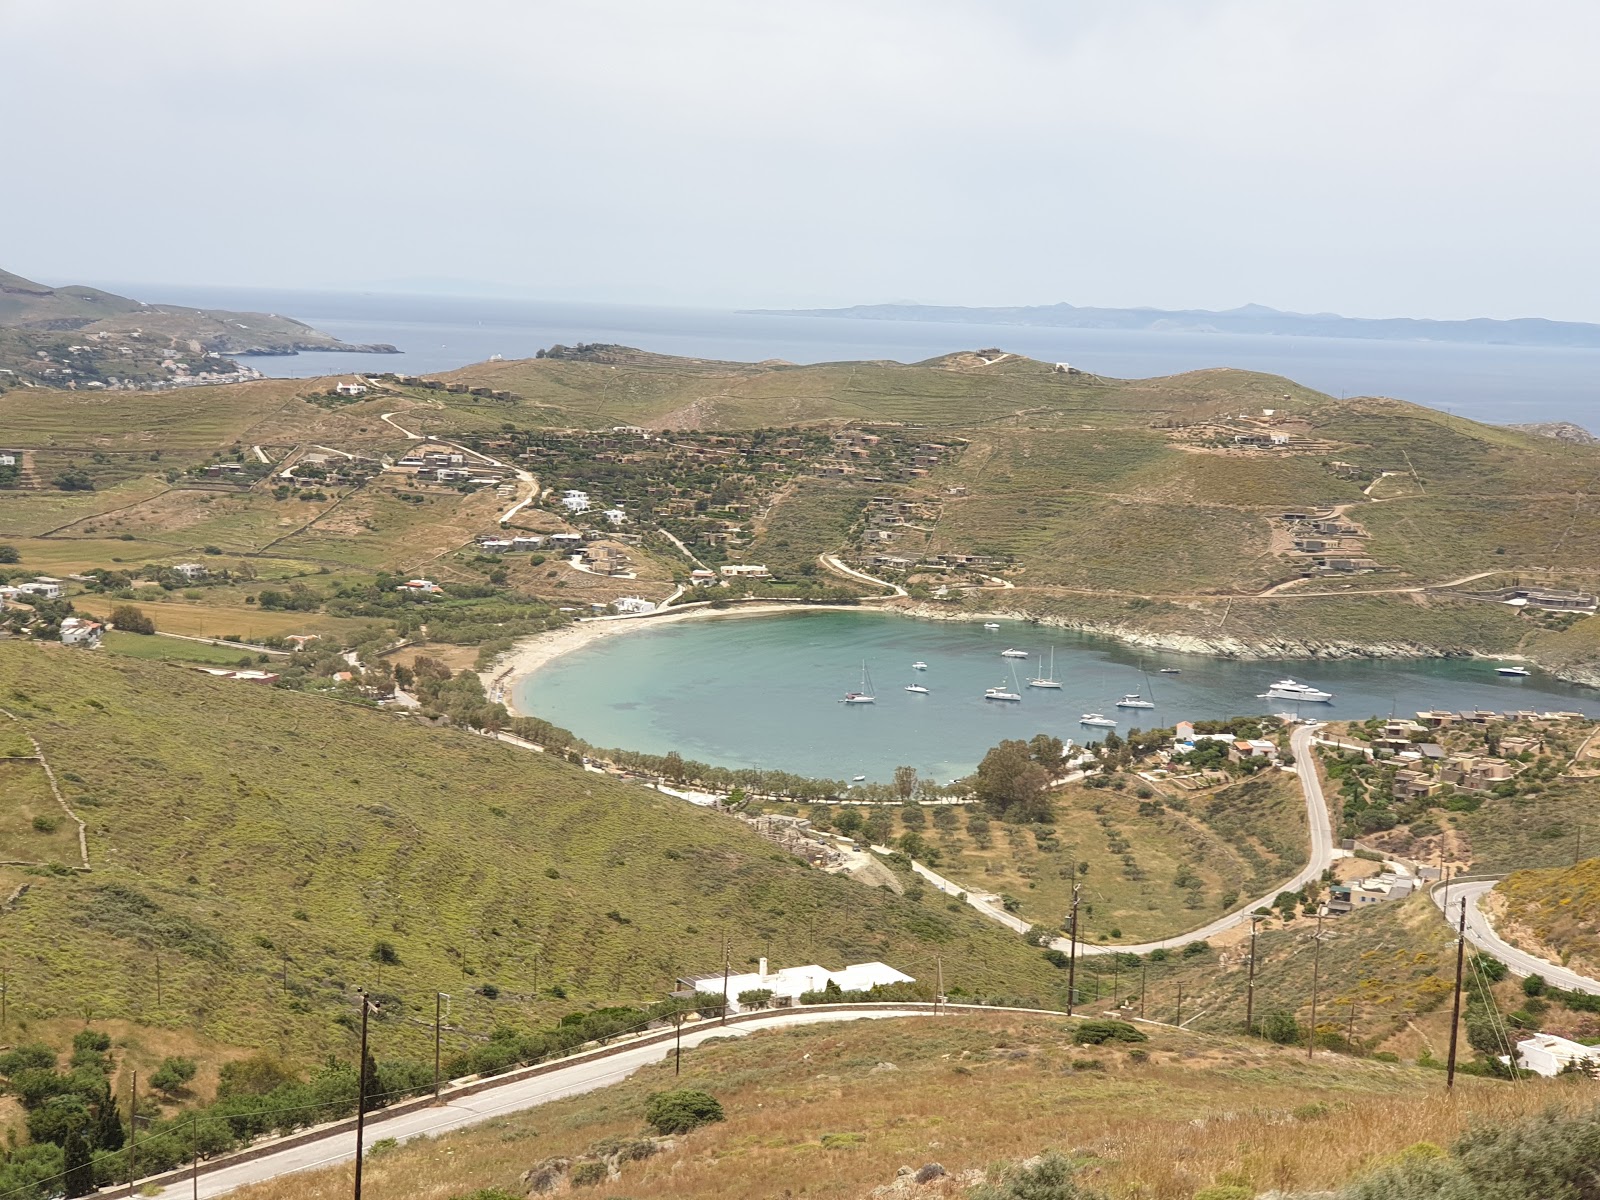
[511,610,1600,783]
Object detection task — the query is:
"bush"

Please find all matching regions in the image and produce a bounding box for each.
[969,1152,1108,1200]
[1194,1188,1252,1200]
[1522,973,1547,997]
[109,604,155,635]
[150,1056,198,1095]
[645,1088,724,1135]
[569,1161,607,1187]
[1260,1008,1302,1045]
[1073,1019,1147,1045]
[371,940,401,966]
[0,545,18,564]
[736,988,774,1010]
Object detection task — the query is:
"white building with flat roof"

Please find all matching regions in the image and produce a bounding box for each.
[683,958,913,1013]
[1516,1033,1600,1077]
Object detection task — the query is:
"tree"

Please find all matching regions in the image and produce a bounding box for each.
[645,1088,724,1134]
[150,1056,197,1095]
[1260,1008,1301,1045]
[974,739,1053,823]
[62,1126,94,1198]
[93,1083,123,1151]
[371,940,401,966]
[892,765,917,801]
[0,545,18,564]
[109,604,155,635]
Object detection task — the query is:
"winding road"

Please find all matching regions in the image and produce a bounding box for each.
[142,1004,1050,1200]
[1431,878,1600,995]
[818,553,907,596]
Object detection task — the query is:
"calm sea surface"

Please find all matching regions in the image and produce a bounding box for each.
[515,611,1600,783]
[132,285,1600,426]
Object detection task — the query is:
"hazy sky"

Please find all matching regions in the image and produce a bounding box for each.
[7,0,1598,318]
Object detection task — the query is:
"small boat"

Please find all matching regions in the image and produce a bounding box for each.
[1116,693,1155,709]
[852,774,867,782]
[983,622,1001,630]
[1001,647,1029,659]
[985,663,1023,701]
[1159,667,1181,674]
[912,661,929,671]
[904,683,930,694]
[1263,678,1333,703]
[1028,647,1063,689]
[1496,665,1531,677]
[1080,713,1118,728]
[840,663,877,704]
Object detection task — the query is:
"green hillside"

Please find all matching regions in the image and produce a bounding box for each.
[0,644,1057,1061]
[1495,857,1600,980]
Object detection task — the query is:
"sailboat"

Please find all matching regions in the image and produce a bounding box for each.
[840,663,876,704]
[1028,647,1062,689]
[985,662,1023,702]
[1116,693,1155,709]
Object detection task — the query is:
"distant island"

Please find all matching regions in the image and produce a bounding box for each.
[746,299,1600,349]
[0,268,397,390]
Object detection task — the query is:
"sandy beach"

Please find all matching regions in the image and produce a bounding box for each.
[482,600,880,716]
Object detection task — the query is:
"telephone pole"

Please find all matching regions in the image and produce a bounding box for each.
[1446,897,1467,1088]
[126,1068,138,1198]
[433,992,443,1102]
[720,936,731,1026]
[1175,985,1183,1029]
[1065,882,1081,1016]
[935,955,944,1015]
[1245,915,1263,1035]
[354,992,371,1200]
[1140,962,1147,1019]
[1307,907,1326,1060]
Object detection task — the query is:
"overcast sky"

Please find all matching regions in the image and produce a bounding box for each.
[6,0,1597,318]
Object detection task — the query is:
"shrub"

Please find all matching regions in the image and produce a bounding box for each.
[1260,1008,1302,1045]
[371,940,401,966]
[969,1152,1108,1200]
[569,1161,607,1187]
[736,988,774,1010]
[31,815,58,833]
[1522,973,1547,997]
[1073,1019,1147,1045]
[150,1056,198,1095]
[109,604,155,635]
[1194,1188,1252,1200]
[0,546,18,564]
[645,1088,723,1135]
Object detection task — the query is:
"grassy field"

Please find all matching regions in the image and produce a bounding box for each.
[0,645,1060,1067]
[1495,857,1600,980]
[71,596,366,642]
[99,630,270,667]
[223,1009,1584,1200]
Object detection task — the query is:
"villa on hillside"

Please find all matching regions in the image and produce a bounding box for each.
[720,564,771,578]
[680,958,914,1013]
[1515,1033,1600,1077]
[59,617,103,648]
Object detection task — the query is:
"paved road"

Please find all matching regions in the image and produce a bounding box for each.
[1432,878,1600,995]
[146,1008,956,1199]
[379,411,422,440]
[914,724,1336,954]
[819,553,907,597]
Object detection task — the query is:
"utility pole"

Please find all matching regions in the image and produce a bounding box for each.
[433,992,443,1102]
[936,955,944,1015]
[283,950,290,996]
[1111,957,1119,1008]
[1176,985,1183,1029]
[127,1068,138,1199]
[1140,962,1147,1019]
[674,1009,682,1076]
[1,964,7,1029]
[1346,1001,1357,1052]
[1245,915,1262,1035]
[1447,896,1467,1089]
[155,953,162,1011]
[354,992,371,1200]
[1307,907,1326,1060]
[720,936,731,1026]
[191,1111,199,1200]
[1066,882,1081,1016]
[1577,825,1585,867]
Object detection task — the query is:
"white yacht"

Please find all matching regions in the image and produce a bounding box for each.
[1028,647,1063,689]
[1159,667,1182,674]
[1115,693,1155,709]
[1000,647,1030,659]
[840,663,876,704]
[985,684,1022,702]
[1496,665,1531,677]
[983,622,1001,630]
[912,661,929,671]
[1080,713,1118,728]
[1263,678,1333,703]
[904,683,930,694]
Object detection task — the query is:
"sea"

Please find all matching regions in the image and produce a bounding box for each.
[134,285,1600,427]
[516,610,1600,783]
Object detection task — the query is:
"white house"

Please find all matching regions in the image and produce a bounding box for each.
[510,535,545,550]
[59,617,103,648]
[1515,1033,1600,1077]
[0,454,16,467]
[334,381,368,397]
[396,578,443,595]
[603,508,627,526]
[18,579,62,600]
[719,564,771,579]
[172,562,208,581]
[561,489,592,513]
[476,539,514,552]
[684,958,914,1013]
[614,596,656,615]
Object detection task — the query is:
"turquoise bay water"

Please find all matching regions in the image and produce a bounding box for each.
[515,611,1600,783]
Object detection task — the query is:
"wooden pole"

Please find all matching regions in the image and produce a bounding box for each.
[127,1068,138,1198]
[1307,908,1326,1059]
[1447,897,1467,1088]
[433,992,442,1102]
[1066,882,1081,1016]
[721,937,731,1026]
[354,994,370,1200]
[1140,962,1146,1019]
[1176,985,1183,1029]
[191,1112,199,1200]
[1245,915,1261,1035]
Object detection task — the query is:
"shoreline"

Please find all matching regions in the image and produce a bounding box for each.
[484,595,1595,719]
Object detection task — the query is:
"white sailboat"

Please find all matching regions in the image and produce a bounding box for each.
[1115,693,1155,709]
[1028,647,1062,689]
[840,663,876,704]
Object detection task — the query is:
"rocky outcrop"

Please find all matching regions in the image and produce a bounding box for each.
[1508,421,1598,444]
